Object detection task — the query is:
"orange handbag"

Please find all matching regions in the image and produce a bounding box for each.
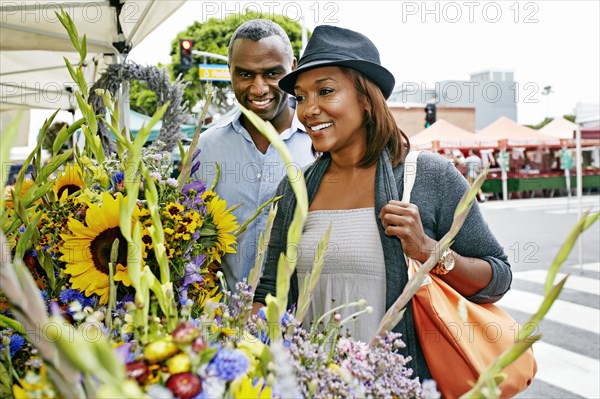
[402,151,537,398]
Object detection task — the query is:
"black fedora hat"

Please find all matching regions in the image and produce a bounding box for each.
[279,25,395,99]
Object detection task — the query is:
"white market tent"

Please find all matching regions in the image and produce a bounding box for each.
[410,119,481,150]
[0,0,184,111]
[476,116,561,148]
[539,117,578,140]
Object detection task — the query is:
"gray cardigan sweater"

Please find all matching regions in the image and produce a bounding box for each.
[254,149,512,381]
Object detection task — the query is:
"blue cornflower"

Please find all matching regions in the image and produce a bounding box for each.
[59,288,86,305]
[112,171,125,186]
[257,307,267,321]
[40,291,48,302]
[9,334,25,357]
[207,348,249,381]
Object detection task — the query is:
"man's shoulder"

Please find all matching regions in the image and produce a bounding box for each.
[198,109,241,144]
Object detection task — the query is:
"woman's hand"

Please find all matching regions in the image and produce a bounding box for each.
[379,200,437,263]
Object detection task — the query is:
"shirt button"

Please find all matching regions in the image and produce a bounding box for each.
[257,173,262,179]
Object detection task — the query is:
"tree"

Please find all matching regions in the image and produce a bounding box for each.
[168,12,305,116]
[129,79,159,116]
[526,117,553,130]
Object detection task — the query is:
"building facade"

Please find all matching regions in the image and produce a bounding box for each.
[388,69,518,131]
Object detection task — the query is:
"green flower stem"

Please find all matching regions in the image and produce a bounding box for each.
[248,203,278,296]
[179,85,213,188]
[238,105,309,341]
[234,196,281,238]
[461,211,599,398]
[310,300,368,338]
[295,224,331,323]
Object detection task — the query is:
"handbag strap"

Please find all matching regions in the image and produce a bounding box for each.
[400,151,431,284]
[402,150,422,203]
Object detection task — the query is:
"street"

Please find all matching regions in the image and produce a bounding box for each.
[479,195,600,398]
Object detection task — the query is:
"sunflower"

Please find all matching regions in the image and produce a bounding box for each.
[4,179,36,208]
[60,192,139,304]
[202,191,239,264]
[54,164,85,200]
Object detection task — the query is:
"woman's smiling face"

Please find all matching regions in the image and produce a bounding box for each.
[294,66,368,156]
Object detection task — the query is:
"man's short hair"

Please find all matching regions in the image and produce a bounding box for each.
[228,19,294,65]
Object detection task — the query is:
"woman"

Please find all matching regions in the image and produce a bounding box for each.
[253,25,511,380]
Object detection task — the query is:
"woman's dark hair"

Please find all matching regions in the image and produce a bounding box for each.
[346,67,410,167]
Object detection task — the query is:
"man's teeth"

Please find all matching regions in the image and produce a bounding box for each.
[252,100,270,106]
[311,123,333,132]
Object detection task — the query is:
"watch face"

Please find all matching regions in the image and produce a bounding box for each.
[444,250,456,271]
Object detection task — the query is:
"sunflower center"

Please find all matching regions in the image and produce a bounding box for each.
[89,227,128,274]
[57,184,82,198]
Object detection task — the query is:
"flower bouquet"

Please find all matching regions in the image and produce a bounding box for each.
[2,9,595,399]
[0,10,429,399]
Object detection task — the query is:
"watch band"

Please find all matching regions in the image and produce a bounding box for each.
[432,248,456,275]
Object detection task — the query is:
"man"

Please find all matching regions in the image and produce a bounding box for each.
[464,149,486,201]
[195,19,314,291]
[464,150,483,185]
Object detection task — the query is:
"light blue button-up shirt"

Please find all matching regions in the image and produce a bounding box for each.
[195,106,315,291]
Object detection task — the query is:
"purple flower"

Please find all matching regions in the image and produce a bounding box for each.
[182,180,206,196]
[207,348,249,381]
[178,255,206,300]
[190,149,201,176]
[9,334,25,357]
[113,342,134,363]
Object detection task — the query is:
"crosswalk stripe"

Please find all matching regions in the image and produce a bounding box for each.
[498,290,599,334]
[532,341,600,398]
[513,270,600,296]
[546,207,600,215]
[569,262,600,273]
[480,196,600,211]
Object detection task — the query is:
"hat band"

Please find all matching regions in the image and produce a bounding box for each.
[299,50,380,68]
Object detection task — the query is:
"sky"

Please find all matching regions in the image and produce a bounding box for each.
[125,0,600,126]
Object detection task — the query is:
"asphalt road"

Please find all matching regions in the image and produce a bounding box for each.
[479,195,600,398]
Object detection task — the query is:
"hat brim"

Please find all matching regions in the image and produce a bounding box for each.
[279,59,395,99]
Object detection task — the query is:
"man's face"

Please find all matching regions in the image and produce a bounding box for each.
[229,36,296,123]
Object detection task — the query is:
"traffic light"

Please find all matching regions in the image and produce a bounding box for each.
[425,103,436,128]
[180,39,194,70]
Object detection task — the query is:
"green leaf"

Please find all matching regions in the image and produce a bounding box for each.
[234,196,281,237]
[63,57,78,86]
[37,150,74,184]
[0,314,25,335]
[133,103,168,152]
[52,123,70,156]
[80,34,87,67]
[55,9,80,53]
[179,88,212,188]
[15,212,42,259]
[545,211,598,295]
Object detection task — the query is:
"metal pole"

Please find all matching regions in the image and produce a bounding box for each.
[575,127,583,272]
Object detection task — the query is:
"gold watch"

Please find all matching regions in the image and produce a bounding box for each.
[432,248,456,275]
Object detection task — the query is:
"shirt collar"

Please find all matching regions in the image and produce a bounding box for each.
[230,102,307,141]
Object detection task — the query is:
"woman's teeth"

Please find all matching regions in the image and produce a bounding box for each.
[311,122,333,132]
